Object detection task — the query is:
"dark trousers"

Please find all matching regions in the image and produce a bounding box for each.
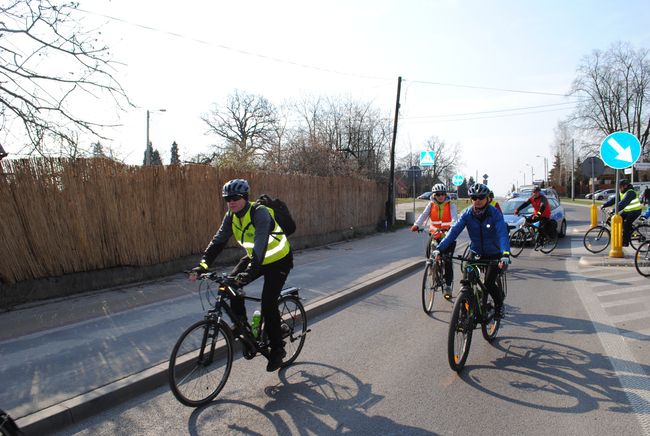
[621,210,642,246]
[231,253,293,350]
[528,216,555,240]
[426,235,456,286]
[476,254,504,310]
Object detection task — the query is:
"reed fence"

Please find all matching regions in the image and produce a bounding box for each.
[0,158,385,285]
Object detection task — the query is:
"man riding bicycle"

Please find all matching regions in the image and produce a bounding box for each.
[513,186,555,244]
[432,183,510,318]
[601,179,643,247]
[193,179,293,372]
[411,183,457,299]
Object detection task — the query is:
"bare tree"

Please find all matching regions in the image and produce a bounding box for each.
[570,42,650,154]
[0,0,131,156]
[202,89,279,166]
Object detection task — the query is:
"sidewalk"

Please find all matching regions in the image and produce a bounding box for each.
[0,228,433,434]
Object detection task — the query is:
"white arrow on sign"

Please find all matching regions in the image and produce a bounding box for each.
[607,137,633,163]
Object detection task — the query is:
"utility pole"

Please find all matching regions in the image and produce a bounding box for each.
[571,139,575,200]
[145,110,151,166]
[386,76,402,230]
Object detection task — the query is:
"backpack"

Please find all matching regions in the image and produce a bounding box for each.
[254,194,296,236]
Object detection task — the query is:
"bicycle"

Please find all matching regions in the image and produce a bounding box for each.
[168,272,309,407]
[583,209,650,253]
[509,215,558,257]
[420,229,453,313]
[634,240,650,277]
[447,255,506,373]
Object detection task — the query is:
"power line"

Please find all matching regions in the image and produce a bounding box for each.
[402,105,576,123]
[403,101,579,120]
[410,79,575,98]
[78,8,580,99]
[76,8,393,82]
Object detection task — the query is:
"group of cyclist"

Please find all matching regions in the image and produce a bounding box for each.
[411,182,511,319]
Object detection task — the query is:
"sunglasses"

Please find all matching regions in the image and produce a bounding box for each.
[224,195,243,202]
[470,195,487,201]
[434,192,446,196]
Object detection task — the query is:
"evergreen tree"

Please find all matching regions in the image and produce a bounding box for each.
[92,141,105,157]
[151,149,163,165]
[170,141,181,165]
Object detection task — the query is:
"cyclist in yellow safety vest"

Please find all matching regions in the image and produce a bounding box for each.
[489,191,502,212]
[411,183,457,299]
[193,179,292,372]
[601,179,643,247]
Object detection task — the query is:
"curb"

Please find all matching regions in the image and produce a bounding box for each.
[16,258,423,435]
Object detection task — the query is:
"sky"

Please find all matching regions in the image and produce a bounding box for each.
[44,0,650,195]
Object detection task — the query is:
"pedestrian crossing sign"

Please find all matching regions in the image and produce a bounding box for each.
[420,150,435,166]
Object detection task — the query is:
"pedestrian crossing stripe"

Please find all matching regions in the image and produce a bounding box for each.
[420,151,435,166]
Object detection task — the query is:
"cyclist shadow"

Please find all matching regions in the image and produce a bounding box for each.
[187,361,435,435]
[455,311,650,415]
[266,361,436,435]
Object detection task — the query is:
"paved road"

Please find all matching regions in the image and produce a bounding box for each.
[2,228,469,427]
[52,226,649,435]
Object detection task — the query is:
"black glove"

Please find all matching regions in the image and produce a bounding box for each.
[234,272,251,285]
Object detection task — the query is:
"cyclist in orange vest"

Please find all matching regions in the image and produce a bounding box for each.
[411,183,457,299]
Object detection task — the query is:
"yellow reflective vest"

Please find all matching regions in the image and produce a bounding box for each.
[230,204,290,265]
[620,190,643,212]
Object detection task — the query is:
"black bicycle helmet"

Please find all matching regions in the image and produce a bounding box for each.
[431,183,447,194]
[222,179,250,198]
[468,183,490,197]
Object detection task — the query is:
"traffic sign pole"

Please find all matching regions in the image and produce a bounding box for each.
[599,132,641,259]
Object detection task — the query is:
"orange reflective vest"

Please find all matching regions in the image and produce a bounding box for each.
[428,201,453,238]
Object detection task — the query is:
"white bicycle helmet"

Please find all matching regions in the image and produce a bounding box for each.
[431,183,447,194]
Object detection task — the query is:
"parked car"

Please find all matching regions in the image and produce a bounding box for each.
[501,197,567,237]
[594,189,616,200]
[448,192,458,200]
[417,191,432,200]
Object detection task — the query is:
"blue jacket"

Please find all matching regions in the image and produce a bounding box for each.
[437,205,510,257]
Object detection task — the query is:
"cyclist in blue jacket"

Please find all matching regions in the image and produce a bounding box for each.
[433,183,511,318]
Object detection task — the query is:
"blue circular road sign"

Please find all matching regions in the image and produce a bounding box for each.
[600,132,641,170]
[452,174,464,186]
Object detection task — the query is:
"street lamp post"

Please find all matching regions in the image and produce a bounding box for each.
[536,155,548,187]
[145,109,166,166]
[526,163,534,184]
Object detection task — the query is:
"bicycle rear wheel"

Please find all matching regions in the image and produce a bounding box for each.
[509,229,526,257]
[278,295,307,367]
[421,262,442,314]
[631,224,650,249]
[538,231,558,254]
[447,292,474,373]
[583,226,610,253]
[168,319,233,407]
[634,241,650,277]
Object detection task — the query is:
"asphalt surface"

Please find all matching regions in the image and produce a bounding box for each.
[2,227,452,434]
[4,199,649,434]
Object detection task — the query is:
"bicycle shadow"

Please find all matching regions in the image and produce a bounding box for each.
[507,265,635,287]
[456,334,650,415]
[187,361,436,435]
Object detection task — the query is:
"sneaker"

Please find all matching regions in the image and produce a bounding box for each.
[443,285,452,300]
[266,347,287,372]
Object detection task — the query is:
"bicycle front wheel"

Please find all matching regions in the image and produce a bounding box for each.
[447,292,474,373]
[634,241,650,277]
[509,229,526,257]
[631,224,650,249]
[538,231,558,254]
[421,262,442,314]
[583,226,610,253]
[278,295,307,367]
[168,319,233,407]
[481,292,501,343]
